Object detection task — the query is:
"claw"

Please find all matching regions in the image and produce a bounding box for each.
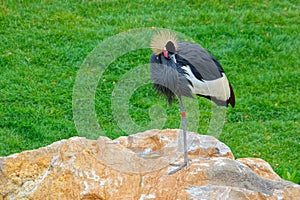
[170,163,184,167]
[168,161,189,175]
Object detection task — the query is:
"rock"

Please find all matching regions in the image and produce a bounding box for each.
[0,129,299,199]
[236,158,282,182]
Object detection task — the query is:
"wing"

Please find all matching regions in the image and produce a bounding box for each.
[177,42,224,81]
[177,42,235,107]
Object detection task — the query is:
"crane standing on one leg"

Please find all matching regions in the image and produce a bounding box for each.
[150,31,235,175]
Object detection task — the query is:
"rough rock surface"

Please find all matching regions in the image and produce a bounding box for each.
[0,129,299,200]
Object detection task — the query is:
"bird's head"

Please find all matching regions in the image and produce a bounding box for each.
[163,41,177,63]
[151,31,178,63]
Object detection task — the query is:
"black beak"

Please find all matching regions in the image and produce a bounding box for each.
[170,54,177,63]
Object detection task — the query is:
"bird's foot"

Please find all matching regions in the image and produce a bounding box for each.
[168,161,189,175]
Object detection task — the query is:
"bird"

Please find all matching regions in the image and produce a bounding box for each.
[150,31,235,175]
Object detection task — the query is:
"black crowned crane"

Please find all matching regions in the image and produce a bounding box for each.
[150,31,235,175]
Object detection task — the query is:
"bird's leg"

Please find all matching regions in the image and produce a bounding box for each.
[168,96,189,175]
[179,96,189,167]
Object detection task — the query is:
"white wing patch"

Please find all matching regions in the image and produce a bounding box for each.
[181,65,230,102]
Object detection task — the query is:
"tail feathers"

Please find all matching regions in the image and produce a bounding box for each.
[227,83,235,108]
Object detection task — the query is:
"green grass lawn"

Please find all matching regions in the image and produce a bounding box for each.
[0,0,299,183]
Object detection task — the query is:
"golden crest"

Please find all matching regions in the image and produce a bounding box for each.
[150,30,178,55]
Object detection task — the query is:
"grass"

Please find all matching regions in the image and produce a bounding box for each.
[0,0,299,183]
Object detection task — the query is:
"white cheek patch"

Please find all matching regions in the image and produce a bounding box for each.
[181,66,230,101]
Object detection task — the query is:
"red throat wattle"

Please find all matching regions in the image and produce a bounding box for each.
[163,49,168,58]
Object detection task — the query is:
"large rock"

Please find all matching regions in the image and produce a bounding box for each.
[0,129,299,199]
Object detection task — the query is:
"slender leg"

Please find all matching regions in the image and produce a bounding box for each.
[178,96,189,166]
[168,96,189,175]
